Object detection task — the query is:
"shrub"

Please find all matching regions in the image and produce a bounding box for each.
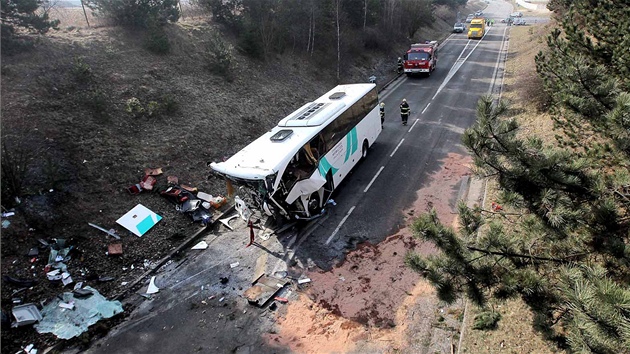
[1,141,34,207]
[145,25,170,54]
[160,94,179,115]
[1,0,60,53]
[81,89,108,116]
[126,97,145,117]
[472,310,501,330]
[206,33,236,79]
[72,56,93,84]
[85,0,180,28]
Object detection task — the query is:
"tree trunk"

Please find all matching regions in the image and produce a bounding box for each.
[336,0,341,81]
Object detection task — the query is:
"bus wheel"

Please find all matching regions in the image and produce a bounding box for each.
[307,192,320,216]
[361,140,369,159]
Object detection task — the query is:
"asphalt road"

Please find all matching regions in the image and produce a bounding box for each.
[78,1,515,353]
[292,5,514,271]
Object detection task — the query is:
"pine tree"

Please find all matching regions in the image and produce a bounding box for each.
[1,0,60,50]
[406,0,630,352]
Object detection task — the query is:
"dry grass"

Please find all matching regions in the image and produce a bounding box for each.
[458,18,567,354]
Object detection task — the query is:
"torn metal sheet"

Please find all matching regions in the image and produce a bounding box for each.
[243,275,288,307]
[219,214,238,231]
[116,204,162,237]
[191,241,208,250]
[34,286,123,339]
[12,303,42,327]
[146,276,159,294]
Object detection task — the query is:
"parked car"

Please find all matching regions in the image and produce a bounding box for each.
[475,10,483,16]
[453,22,466,33]
[510,11,523,17]
[465,14,474,23]
[513,18,526,25]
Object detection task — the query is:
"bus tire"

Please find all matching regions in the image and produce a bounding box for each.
[361,140,369,160]
[307,192,321,216]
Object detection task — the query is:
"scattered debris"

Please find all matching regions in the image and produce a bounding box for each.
[235,196,252,221]
[273,271,288,279]
[244,274,289,307]
[2,220,10,228]
[298,278,312,284]
[27,248,39,257]
[3,276,37,288]
[88,223,121,240]
[230,262,240,268]
[58,302,75,310]
[181,184,198,193]
[1,211,15,217]
[139,175,157,191]
[491,202,503,212]
[146,276,160,294]
[167,176,179,185]
[191,241,208,250]
[34,286,123,339]
[197,191,213,203]
[61,272,73,287]
[246,220,255,248]
[144,167,163,176]
[11,303,43,327]
[220,277,229,284]
[108,243,123,255]
[72,288,94,298]
[219,215,238,231]
[274,297,288,303]
[23,343,37,354]
[116,204,162,237]
[98,276,115,283]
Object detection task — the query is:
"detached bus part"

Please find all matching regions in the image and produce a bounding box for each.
[209,84,382,221]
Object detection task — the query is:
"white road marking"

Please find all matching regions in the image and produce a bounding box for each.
[408,118,420,132]
[325,206,356,245]
[390,138,405,157]
[364,166,385,193]
[421,102,431,114]
[432,27,493,100]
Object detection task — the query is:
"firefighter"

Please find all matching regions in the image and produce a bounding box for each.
[397,57,404,74]
[379,102,385,127]
[400,98,410,126]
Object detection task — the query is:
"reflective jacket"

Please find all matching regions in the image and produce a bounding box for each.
[400,102,410,115]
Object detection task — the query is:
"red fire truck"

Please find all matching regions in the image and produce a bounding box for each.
[402,41,439,77]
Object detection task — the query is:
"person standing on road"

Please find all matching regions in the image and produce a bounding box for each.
[400,99,410,126]
[379,102,385,127]
[397,57,404,74]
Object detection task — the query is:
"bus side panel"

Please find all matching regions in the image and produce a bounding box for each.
[319,106,382,188]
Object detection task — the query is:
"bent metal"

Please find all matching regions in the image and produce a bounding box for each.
[209,84,382,221]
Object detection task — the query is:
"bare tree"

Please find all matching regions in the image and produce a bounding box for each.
[336,0,341,80]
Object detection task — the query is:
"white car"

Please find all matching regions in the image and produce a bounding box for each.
[510,11,523,17]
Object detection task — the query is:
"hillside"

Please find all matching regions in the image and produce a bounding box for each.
[0,6,463,352]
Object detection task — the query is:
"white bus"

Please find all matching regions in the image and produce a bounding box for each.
[210,83,382,221]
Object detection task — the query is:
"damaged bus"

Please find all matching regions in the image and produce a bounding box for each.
[209,83,382,221]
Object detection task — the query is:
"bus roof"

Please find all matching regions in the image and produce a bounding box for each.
[210,83,376,180]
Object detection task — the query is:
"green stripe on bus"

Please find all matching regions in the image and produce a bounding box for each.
[344,128,359,163]
[318,157,339,177]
